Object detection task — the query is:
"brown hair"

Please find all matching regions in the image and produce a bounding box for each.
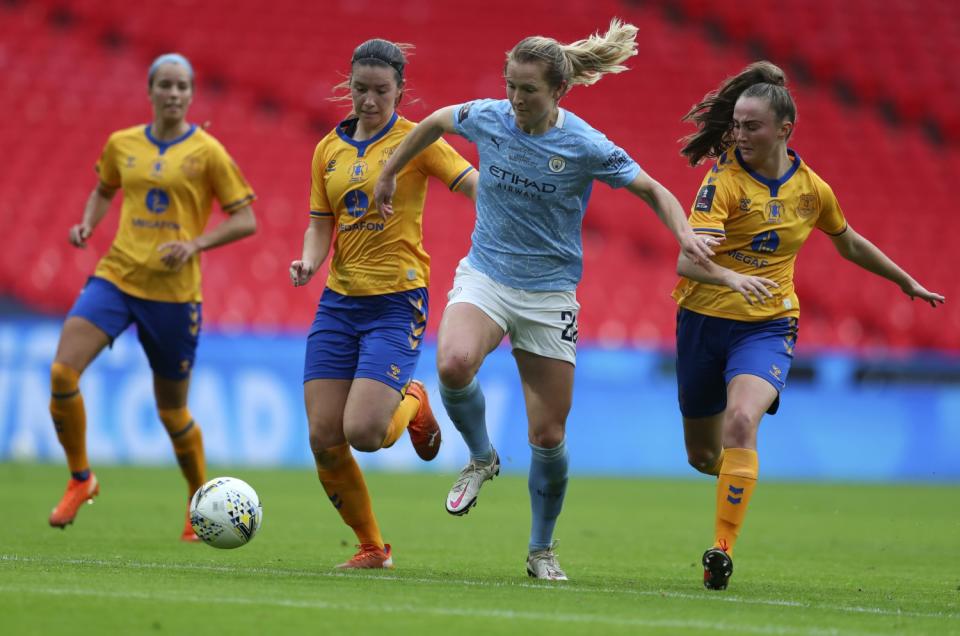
[680,61,797,166]
[349,38,410,83]
[331,39,413,109]
[505,18,638,94]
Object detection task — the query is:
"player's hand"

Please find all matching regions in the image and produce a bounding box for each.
[725,272,779,305]
[157,240,199,272]
[289,260,316,287]
[901,281,945,308]
[698,234,725,248]
[68,223,93,248]
[373,173,397,220]
[680,232,717,268]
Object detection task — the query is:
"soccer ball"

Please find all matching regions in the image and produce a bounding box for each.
[189,477,262,549]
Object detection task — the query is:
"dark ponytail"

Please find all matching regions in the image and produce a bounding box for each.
[679,61,796,166]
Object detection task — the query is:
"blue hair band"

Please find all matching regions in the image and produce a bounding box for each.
[148,53,194,84]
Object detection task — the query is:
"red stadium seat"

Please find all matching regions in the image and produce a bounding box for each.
[1,0,955,351]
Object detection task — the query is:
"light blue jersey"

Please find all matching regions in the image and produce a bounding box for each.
[452,98,641,291]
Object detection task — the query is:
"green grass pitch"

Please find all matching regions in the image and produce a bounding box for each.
[1,462,958,635]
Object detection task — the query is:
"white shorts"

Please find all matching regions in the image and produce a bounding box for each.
[446,259,580,365]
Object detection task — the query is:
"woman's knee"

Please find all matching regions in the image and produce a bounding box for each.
[345,432,382,453]
[528,422,566,449]
[55,317,110,372]
[723,405,759,447]
[342,416,388,453]
[686,446,722,474]
[436,347,479,388]
[308,430,331,456]
[50,361,81,393]
[308,419,344,456]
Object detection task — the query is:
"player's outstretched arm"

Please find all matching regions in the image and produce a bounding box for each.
[677,250,779,306]
[374,105,460,218]
[829,225,945,308]
[158,204,257,271]
[624,170,716,267]
[290,217,334,288]
[69,183,118,248]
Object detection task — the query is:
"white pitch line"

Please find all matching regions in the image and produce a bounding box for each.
[1,554,957,622]
[0,584,867,636]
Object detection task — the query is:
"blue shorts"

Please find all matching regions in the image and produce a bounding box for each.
[68,276,201,380]
[676,308,798,418]
[303,287,429,392]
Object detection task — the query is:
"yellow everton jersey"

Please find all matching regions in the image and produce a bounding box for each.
[94,124,255,302]
[672,147,847,320]
[309,112,474,296]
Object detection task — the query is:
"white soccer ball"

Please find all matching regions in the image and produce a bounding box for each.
[189,477,263,549]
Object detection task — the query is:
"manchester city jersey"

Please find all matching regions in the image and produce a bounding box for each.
[94,124,255,303]
[452,99,641,291]
[309,112,474,296]
[672,147,847,320]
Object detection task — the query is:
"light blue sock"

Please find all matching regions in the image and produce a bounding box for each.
[528,438,568,552]
[439,378,494,463]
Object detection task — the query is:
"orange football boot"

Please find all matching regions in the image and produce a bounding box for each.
[49,474,99,528]
[405,380,441,461]
[335,543,394,569]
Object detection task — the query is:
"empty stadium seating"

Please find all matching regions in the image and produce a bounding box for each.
[666,0,960,143]
[1,0,956,350]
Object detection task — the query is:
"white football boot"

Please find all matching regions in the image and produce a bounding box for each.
[445,449,500,515]
[526,542,568,581]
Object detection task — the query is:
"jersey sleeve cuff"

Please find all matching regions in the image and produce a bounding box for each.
[823,223,848,237]
[222,193,256,212]
[449,166,475,191]
[693,227,726,236]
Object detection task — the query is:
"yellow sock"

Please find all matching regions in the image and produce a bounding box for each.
[160,408,206,497]
[381,393,419,448]
[315,443,383,548]
[704,448,725,477]
[714,448,758,556]
[50,362,88,474]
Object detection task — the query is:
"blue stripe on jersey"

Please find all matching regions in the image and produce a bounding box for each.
[449,166,474,191]
[223,193,256,211]
[144,124,198,155]
[694,227,726,236]
[735,148,802,197]
[334,112,398,158]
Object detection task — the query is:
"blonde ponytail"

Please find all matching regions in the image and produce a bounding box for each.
[506,18,638,90]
